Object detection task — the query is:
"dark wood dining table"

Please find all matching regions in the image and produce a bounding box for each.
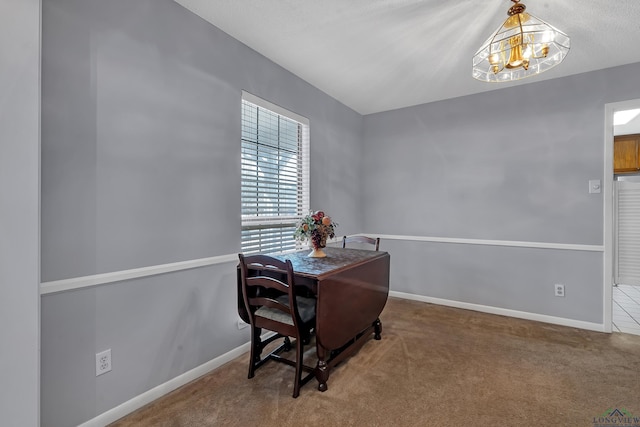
[237,247,391,392]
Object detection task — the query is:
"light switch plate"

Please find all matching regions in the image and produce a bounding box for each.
[589,180,601,194]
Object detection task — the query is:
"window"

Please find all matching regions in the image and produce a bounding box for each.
[241,92,309,254]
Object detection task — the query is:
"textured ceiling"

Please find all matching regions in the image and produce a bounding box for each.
[174,0,640,115]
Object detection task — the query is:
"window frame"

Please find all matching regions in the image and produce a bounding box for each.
[240,91,310,255]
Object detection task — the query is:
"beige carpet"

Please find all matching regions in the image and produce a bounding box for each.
[110,298,640,426]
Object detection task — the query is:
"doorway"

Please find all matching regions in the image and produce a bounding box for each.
[609,101,640,336]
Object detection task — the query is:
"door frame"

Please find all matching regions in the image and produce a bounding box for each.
[604,98,640,333]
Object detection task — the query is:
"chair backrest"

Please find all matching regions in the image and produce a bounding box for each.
[238,254,302,336]
[342,235,380,251]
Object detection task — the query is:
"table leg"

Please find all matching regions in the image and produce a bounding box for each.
[315,349,329,392]
[374,318,382,340]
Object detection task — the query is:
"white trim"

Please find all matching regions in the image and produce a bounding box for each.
[389,291,606,332]
[40,254,238,295]
[368,234,603,252]
[603,99,640,333]
[79,289,607,426]
[77,339,256,427]
[241,90,309,126]
[40,236,604,295]
[604,102,615,333]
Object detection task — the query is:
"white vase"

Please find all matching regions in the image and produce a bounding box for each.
[308,247,327,258]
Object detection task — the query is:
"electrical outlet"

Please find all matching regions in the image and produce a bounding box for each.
[96,349,112,376]
[554,284,565,297]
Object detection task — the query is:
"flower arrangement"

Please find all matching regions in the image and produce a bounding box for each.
[294,211,337,252]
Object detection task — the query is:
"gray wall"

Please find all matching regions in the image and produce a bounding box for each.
[363,63,640,323]
[38,0,640,425]
[0,1,41,426]
[40,1,363,426]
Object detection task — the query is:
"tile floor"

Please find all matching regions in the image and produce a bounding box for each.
[612,284,640,336]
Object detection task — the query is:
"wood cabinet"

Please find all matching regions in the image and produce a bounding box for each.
[614,134,640,173]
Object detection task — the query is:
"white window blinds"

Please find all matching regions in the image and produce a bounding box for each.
[241,92,309,254]
[615,180,640,285]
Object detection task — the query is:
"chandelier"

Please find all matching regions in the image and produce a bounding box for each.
[472,0,570,82]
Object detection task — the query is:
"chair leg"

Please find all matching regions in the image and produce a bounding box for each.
[248,326,260,379]
[292,337,304,398]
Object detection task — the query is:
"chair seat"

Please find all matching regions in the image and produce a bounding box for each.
[256,295,316,325]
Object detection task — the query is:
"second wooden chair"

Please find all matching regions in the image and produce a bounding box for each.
[342,235,380,251]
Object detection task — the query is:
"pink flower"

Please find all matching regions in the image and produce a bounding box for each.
[312,211,325,222]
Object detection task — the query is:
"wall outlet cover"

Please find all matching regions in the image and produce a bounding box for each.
[96,349,112,376]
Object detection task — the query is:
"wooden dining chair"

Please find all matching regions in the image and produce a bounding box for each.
[342,235,380,251]
[238,254,317,398]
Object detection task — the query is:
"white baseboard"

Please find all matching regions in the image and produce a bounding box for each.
[79,291,606,427]
[78,341,251,427]
[389,291,606,333]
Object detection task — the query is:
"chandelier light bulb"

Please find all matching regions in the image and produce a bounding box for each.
[542,30,554,43]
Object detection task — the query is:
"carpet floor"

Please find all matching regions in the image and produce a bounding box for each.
[110,297,640,427]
